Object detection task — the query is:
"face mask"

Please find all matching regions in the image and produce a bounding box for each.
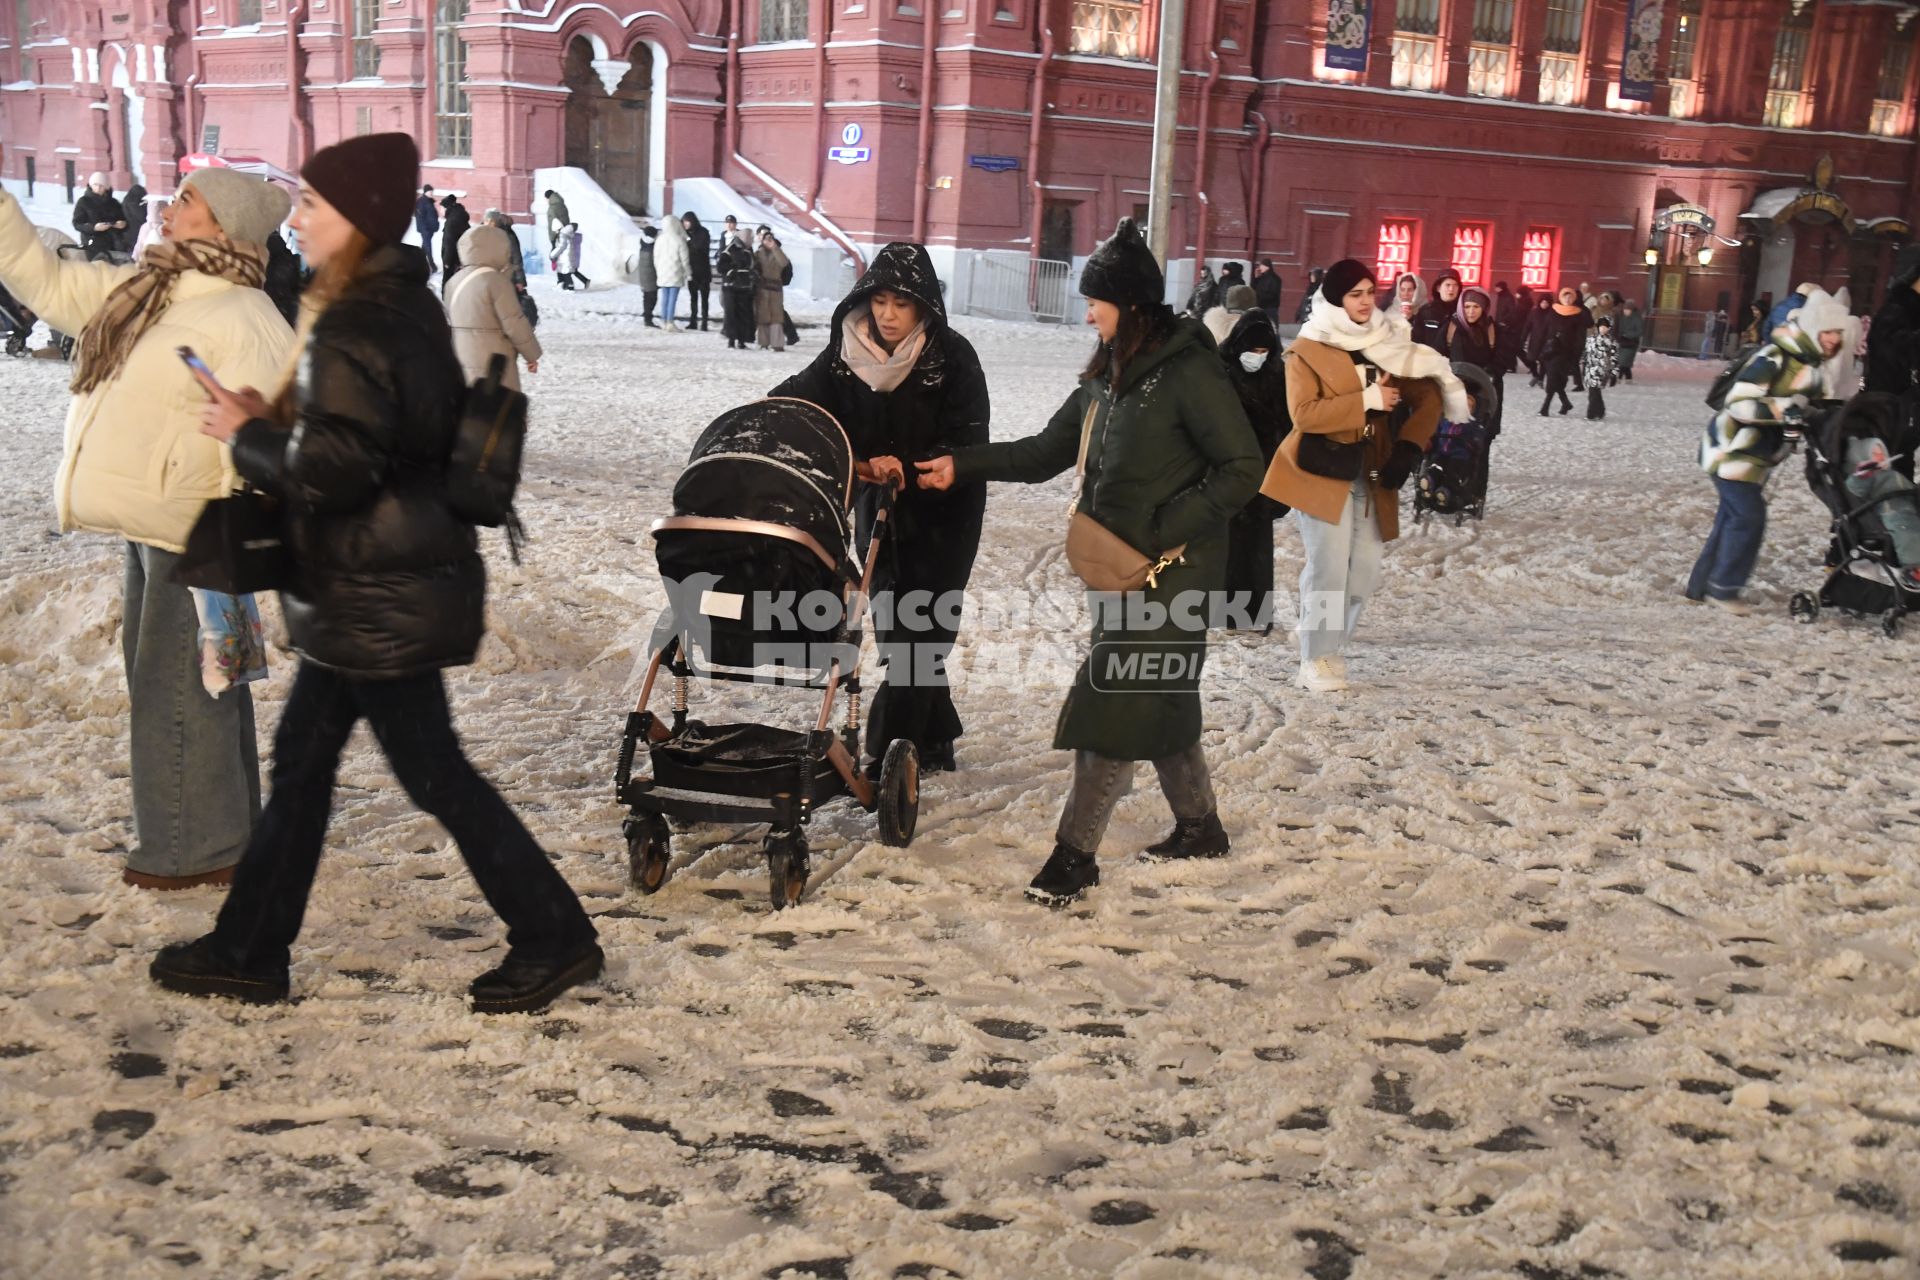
[1239,351,1269,373]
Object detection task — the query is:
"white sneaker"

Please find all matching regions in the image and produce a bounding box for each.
[1297,656,1349,692]
[662,321,680,333]
[1709,596,1753,616]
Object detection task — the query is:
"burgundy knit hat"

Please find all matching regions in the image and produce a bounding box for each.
[300,132,419,245]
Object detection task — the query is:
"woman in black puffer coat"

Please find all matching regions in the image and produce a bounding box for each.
[150,134,600,1017]
[1217,307,1291,631]
[772,242,989,776]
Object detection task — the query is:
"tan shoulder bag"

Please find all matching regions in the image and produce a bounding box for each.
[1064,397,1187,593]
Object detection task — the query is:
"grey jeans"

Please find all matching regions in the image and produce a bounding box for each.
[123,542,261,876]
[1055,744,1217,854]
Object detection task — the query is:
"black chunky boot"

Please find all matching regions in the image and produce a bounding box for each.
[470,942,604,1014]
[150,935,290,1004]
[1141,812,1230,861]
[1026,843,1098,908]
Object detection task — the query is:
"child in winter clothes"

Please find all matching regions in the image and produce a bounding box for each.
[1688,286,1853,609]
[550,224,589,291]
[1844,433,1920,582]
[1584,317,1618,420]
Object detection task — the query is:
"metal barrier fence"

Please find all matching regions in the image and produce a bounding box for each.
[966,255,1075,325]
[1643,308,1739,359]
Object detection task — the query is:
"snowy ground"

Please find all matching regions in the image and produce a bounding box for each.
[1,283,1917,1280]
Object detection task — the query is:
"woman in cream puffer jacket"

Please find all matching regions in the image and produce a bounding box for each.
[0,176,291,889]
[445,224,542,390]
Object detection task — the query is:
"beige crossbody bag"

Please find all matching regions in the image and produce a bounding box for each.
[1064,398,1186,593]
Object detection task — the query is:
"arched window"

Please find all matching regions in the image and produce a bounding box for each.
[434,0,470,158]
[1871,21,1915,137]
[1764,7,1812,128]
[352,0,381,79]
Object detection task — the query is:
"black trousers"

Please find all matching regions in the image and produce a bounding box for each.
[642,288,658,322]
[211,662,595,972]
[685,278,711,326]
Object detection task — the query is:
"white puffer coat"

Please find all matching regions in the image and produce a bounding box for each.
[653,217,691,288]
[0,192,292,552]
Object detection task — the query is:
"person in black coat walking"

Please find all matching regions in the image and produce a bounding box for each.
[1868,245,1920,401]
[120,184,148,254]
[263,230,302,324]
[1538,286,1592,416]
[1251,259,1283,327]
[1297,268,1325,324]
[152,133,600,1016]
[413,184,440,270]
[1217,306,1291,632]
[438,193,471,293]
[681,212,713,330]
[716,229,756,350]
[772,242,989,776]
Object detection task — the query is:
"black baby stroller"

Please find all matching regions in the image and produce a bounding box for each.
[614,397,920,909]
[0,281,34,357]
[1788,393,1920,637]
[1413,362,1499,527]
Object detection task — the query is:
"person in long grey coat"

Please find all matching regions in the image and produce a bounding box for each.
[445,224,541,389]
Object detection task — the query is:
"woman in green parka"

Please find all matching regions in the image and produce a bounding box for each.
[915,218,1262,906]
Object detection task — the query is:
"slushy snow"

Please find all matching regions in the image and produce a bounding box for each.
[0,284,1915,1279]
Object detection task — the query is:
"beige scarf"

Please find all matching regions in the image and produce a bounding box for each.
[71,238,267,396]
[840,307,928,393]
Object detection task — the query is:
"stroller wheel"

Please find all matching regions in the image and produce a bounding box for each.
[624,812,672,894]
[767,830,810,910]
[877,739,921,848]
[1788,592,1819,624]
[1883,609,1904,640]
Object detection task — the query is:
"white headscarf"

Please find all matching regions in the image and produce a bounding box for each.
[1299,291,1471,422]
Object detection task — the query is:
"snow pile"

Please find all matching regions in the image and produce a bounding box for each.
[0,283,1914,1278]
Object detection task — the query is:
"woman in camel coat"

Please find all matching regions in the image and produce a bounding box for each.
[445,224,541,389]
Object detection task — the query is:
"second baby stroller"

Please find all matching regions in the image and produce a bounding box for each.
[1414,361,1499,526]
[1789,392,1920,637]
[614,398,921,910]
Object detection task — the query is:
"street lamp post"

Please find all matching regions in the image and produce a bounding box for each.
[1146,0,1189,274]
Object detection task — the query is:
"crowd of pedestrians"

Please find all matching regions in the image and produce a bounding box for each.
[0,149,1903,1011]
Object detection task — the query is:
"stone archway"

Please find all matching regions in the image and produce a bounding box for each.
[563,36,653,214]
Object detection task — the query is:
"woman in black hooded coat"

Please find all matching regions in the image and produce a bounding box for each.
[771,242,990,775]
[1217,307,1291,631]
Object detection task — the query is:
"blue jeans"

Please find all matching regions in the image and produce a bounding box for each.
[210,662,595,973]
[122,542,260,876]
[1056,744,1216,854]
[1294,476,1386,660]
[1687,476,1767,600]
[659,285,681,323]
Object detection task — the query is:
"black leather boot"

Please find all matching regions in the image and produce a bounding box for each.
[150,935,290,1004]
[1141,812,1230,861]
[1026,843,1098,908]
[469,942,604,1014]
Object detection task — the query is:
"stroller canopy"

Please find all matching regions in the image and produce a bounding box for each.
[672,398,854,568]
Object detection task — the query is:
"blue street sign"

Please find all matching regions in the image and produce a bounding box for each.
[969,155,1020,173]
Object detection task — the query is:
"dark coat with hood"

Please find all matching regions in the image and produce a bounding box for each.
[952,316,1262,760]
[73,190,125,256]
[771,243,991,754]
[683,214,713,286]
[1868,275,1920,399]
[1219,308,1289,623]
[231,245,485,678]
[439,196,471,281]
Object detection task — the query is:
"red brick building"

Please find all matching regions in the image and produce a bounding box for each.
[2,0,1914,313]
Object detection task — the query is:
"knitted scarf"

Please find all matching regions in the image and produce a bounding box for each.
[841,306,928,394]
[1298,291,1471,421]
[71,238,266,396]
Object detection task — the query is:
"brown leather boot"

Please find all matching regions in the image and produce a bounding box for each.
[122,865,237,891]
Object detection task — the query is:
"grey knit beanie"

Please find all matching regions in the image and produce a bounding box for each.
[180,168,292,246]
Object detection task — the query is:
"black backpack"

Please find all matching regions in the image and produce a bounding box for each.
[448,353,528,559]
[1705,343,1764,412]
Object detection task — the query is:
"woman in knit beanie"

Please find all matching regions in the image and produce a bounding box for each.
[0,166,292,891]
[152,134,602,1016]
[915,218,1264,905]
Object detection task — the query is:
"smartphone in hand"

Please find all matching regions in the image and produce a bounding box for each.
[176,345,223,395]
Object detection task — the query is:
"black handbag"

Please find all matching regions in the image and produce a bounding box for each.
[172,488,293,594]
[1296,428,1369,481]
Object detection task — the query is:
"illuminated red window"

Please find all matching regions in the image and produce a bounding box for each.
[1377,219,1416,283]
[1520,226,1560,290]
[1451,224,1491,287]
